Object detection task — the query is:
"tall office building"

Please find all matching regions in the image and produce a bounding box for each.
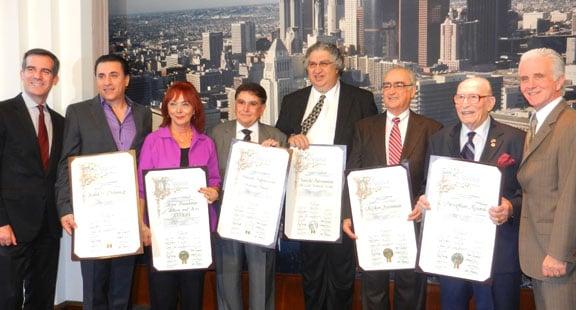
[202,32,223,68]
[467,0,510,64]
[260,39,296,125]
[382,0,399,59]
[313,0,325,35]
[363,0,384,57]
[232,21,256,57]
[327,0,341,36]
[418,0,449,67]
[399,0,418,62]
[302,0,314,39]
[567,37,576,65]
[344,0,359,51]
[279,0,303,54]
[439,16,478,71]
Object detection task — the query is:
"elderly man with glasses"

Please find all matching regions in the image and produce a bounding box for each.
[417,76,525,310]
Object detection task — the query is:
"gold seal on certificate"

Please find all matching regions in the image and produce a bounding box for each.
[179,251,189,264]
[383,248,394,263]
[451,253,464,269]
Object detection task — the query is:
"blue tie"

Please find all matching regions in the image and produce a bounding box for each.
[461,131,476,161]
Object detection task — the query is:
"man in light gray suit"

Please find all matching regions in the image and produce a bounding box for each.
[517,48,576,309]
[55,54,152,309]
[209,83,287,310]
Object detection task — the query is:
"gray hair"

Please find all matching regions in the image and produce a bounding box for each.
[520,48,565,80]
[304,42,344,73]
[384,66,416,86]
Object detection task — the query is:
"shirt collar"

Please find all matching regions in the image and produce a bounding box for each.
[386,109,410,122]
[236,121,258,133]
[461,116,491,140]
[21,91,46,109]
[311,80,340,99]
[535,96,563,125]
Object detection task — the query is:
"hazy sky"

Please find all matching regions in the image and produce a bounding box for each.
[109,0,275,14]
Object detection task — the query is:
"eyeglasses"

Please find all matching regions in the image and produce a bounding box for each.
[382,82,413,90]
[453,94,492,105]
[307,61,333,69]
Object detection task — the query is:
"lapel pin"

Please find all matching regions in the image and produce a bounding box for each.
[490,139,496,148]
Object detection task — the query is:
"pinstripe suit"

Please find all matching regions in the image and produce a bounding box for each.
[518,100,576,309]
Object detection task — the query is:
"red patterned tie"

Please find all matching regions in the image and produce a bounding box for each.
[388,117,402,165]
[37,104,49,170]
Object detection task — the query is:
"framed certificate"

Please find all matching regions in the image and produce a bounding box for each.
[284,144,346,242]
[217,140,290,248]
[144,167,212,271]
[69,151,142,260]
[348,165,417,271]
[418,155,501,281]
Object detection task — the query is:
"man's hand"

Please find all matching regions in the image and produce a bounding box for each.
[199,187,219,204]
[542,255,567,277]
[0,225,17,246]
[60,214,77,235]
[261,139,280,147]
[342,218,357,240]
[141,224,152,247]
[489,197,513,225]
[288,134,310,150]
[408,207,422,222]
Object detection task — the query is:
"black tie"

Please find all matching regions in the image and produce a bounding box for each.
[301,94,326,135]
[241,129,252,142]
[461,131,476,161]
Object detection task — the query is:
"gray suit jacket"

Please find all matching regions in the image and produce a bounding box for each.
[518,100,576,282]
[55,96,152,217]
[208,120,287,180]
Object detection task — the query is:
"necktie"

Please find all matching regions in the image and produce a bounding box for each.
[388,117,402,165]
[37,104,49,170]
[461,131,476,161]
[301,94,326,135]
[241,129,252,142]
[526,113,538,149]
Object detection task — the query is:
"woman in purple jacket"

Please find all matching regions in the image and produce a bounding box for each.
[138,81,221,309]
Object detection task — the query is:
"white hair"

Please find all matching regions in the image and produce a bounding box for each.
[519,48,565,80]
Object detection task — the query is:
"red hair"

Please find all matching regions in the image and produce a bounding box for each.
[160,81,205,132]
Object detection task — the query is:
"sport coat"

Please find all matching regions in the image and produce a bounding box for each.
[55,95,152,217]
[343,111,442,219]
[209,120,287,180]
[518,101,576,282]
[275,82,377,155]
[428,118,524,274]
[0,94,64,242]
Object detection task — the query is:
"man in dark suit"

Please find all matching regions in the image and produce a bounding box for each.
[0,49,64,309]
[276,42,377,309]
[0,48,64,309]
[517,48,576,310]
[55,54,152,309]
[209,83,286,310]
[419,77,524,310]
[342,67,442,310]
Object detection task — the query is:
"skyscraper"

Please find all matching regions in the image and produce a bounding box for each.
[417,0,449,67]
[439,15,478,71]
[327,0,341,36]
[232,21,256,57]
[313,0,325,35]
[279,0,303,54]
[260,39,296,125]
[399,0,418,62]
[467,0,510,64]
[344,0,359,51]
[363,0,384,57]
[202,32,223,68]
[302,0,314,39]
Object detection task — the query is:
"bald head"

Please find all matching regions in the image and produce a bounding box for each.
[454,77,496,130]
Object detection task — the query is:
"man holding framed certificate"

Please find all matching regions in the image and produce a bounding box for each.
[418,77,524,310]
[342,67,442,310]
[55,54,152,309]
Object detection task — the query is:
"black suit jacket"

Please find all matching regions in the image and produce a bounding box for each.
[55,96,152,217]
[275,82,377,156]
[0,94,64,242]
[342,111,442,219]
[427,118,525,274]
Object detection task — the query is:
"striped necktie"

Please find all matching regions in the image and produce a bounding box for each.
[388,117,402,165]
[461,131,476,161]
